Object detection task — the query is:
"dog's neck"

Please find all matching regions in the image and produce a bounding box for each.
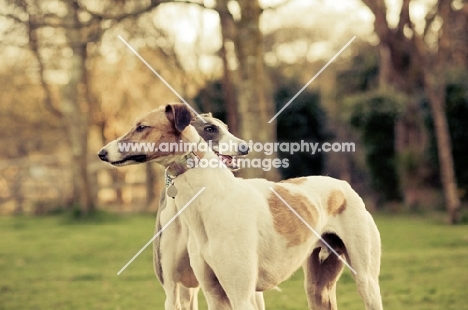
[165,151,202,183]
[167,137,235,197]
[165,137,205,185]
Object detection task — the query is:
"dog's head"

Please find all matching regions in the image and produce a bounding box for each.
[192,113,248,170]
[98,103,248,169]
[98,103,196,166]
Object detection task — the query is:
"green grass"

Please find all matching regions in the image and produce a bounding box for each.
[0,212,467,309]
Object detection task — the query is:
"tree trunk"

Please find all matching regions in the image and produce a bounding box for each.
[423,0,461,224]
[217,0,239,135]
[62,0,94,215]
[378,45,392,88]
[424,71,460,224]
[361,0,461,223]
[233,0,279,180]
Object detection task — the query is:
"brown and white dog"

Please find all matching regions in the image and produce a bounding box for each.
[99,103,383,310]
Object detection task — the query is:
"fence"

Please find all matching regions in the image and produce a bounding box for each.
[0,155,164,215]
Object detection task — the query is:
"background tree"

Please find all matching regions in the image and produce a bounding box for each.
[360,0,463,223]
[212,0,282,179]
[3,0,168,215]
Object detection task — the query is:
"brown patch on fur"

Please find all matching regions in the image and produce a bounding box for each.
[268,185,318,247]
[280,177,308,185]
[327,190,346,216]
[118,105,191,160]
[165,103,193,132]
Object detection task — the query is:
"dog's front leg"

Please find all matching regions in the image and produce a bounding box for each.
[161,280,199,310]
[211,263,258,309]
[202,235,259,310]
[187,242,231,310]
[163,283,182,310]
[155,195,200,310]
[254,292,265,310]
[179,286,199,310]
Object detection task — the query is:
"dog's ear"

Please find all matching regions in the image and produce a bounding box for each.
[165,103,193,133]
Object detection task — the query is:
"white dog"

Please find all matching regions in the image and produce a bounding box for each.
[153,113,264,309]
[99,103,383,310]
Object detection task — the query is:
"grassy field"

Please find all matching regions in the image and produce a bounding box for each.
[1,212,467,309]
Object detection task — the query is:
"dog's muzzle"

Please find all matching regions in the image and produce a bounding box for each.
[98,148,147,166]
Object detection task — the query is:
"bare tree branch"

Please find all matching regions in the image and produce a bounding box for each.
[83,0,159,18]
[28,18,63,118]
[2,13,26,24]
[360,0,390,42]
[0,11,94,28]
[396,0,411,34]
[76,0,213,23]
[167,0,213,10]
[261,0,294,11]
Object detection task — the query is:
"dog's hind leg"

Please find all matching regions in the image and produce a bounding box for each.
[342,218,383,310]
[304,241,344,310]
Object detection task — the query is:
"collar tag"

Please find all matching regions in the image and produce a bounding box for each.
[166,183,178,199]
[165,172,177,199]
[164,138,204,199]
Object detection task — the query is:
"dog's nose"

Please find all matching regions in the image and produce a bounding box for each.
[238,142,249,155]
[98,149,108,161]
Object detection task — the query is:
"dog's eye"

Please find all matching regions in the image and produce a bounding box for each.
[136,125,148,132]
[205,126,217,133]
